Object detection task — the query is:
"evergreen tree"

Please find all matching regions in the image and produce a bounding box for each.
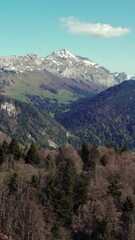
[25,142,40,165]
[107,178,121,200]
[74,173,88,211]
[100,155,108,166]
[121,144,128,153]
[46,154,55,172]
[55,158,76,225]
[31,175,40,190]
[83,145,98,171]
[2,140,9,155]
[61,158,75,224]
[8,173,19,194]
[0,146,5,165]
[121,196,134,229]
[31,175,41,203]
[81,142,89,165]
[9,138,21,159]
[0,140,9,164]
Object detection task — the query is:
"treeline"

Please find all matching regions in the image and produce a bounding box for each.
[0,139,135,240]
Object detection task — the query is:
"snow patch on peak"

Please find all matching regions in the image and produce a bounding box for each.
[83,59,96,67]
[1,102,17,116]
[51,49,79,61]
[128,74,135,80]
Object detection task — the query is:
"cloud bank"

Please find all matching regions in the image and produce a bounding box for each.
[60,17,131,38]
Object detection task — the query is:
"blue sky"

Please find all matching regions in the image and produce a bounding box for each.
[0,0,134,74]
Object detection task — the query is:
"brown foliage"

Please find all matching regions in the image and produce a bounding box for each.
[57,144,83,174]
[1,143,135,239]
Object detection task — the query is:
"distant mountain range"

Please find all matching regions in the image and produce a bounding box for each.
[0,49,134,90]
[0,49,135,149]
[0,49,134,115]
[57,80,135,149]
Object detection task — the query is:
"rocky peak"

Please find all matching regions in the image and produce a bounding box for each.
[49,48,77,60]
[0,49,133,88]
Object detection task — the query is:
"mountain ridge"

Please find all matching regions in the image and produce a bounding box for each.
[0,49,134,88]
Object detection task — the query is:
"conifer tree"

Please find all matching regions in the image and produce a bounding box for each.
[9,138,21,159]
[0,146,5,165]
[121,196,134,233]
[8,173,18,193]
[25,142,40,165]
[2,140,9,155]
[81,143,89,165]
[54,158,76,225]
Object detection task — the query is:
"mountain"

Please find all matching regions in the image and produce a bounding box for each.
[0,49,117,115]
[0,68,100,105]
[0,49,134,116]
[0,49,132,92]
[112,72,135,84]
[57,80,135,149]
[0,95,79,148]
[44,49,117,87]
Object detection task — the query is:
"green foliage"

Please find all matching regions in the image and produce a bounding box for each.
[59,158,76,225]
[0,147,5,165]
[59,81,135,150]
[83,145,98,171]
[121,196,134,236]
[64,158,76,193]
[51,221,59,239]
[100,155,108,166]
[8,173,19,194]
[31,175,42,204]
[47,158,76,226]
[74,173,88,211]
[2,140,9,155]
[81,142,89,165]
[45,154,55,172]
[45,177,56,204]
[91,218,108,240]
[0,95,80,149]
[107,179,121,201]
[122,196,134,214]
[31,175,40,190]
[121,144,128,153]
[9,138,21,159]
[25,142,40,165]
[0,141,9,165]
[57,191,74,225]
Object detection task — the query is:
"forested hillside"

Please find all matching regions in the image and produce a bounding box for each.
[0,139,135,240]
[58,80,135,149]
[0,95,80,148]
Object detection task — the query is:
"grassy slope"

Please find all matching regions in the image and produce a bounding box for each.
[4,71,77,104]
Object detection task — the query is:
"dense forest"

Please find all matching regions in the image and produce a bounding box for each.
[58,81,135,150]
[0,139,135,239]
[0,95,80,148]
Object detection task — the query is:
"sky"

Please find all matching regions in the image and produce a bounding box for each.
[0,0,134,74]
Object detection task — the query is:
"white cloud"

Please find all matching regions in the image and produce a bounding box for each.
[60,17,131,38]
